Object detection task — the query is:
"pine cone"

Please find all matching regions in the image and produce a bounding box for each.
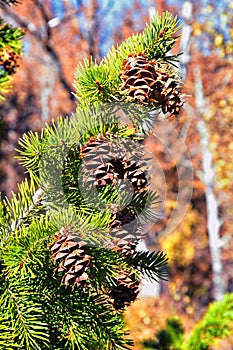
[110,271,141,310]
[109,207,140,246]
[119,53,184,114]
[113,240,138,257]
[50,225,91,289]
[0,46,19,75]
[80,134,148,250]
[80,134,117,187]
[81,134,148,193]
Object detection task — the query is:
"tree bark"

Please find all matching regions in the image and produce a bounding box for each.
[179,1,193,81]
[195,66,224,301]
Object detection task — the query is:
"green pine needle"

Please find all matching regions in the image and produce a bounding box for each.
[127,250,169,282]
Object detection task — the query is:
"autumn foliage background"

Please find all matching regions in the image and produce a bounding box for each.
[0,0,233,349]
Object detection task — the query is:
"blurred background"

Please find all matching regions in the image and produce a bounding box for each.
[0,0,233,348]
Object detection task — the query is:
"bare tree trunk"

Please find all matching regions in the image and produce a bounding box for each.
[179,1,193,81]
[148,0,156,19]
[178,1,224,301]
[149,0,166,16]
[85,0,100,60]
[194,67,224,301]
[40,56,56,122]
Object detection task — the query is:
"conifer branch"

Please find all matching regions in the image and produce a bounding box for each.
[2,180,45,236]
[0,10,186,349]
[127,250,169,282]
[0,16,23,98]
[143,294,233,350]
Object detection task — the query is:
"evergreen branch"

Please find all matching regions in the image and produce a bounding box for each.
[3,179,44,235]
[65,300,129,350]
[1,216,54,279]
[0,315,19,349]
[70,103,128,141]
[132,190,160,222]
[0,10,186,349]
[17,117,77,180]
[87,295,133,350]
[143,294,233,350]
[0,284,50,350]
[143,317,185,350]
[142,11,182,61]
[0,74,11,99]
[12,187,44,233]
[128,250,169,282]
[0,19,24,98]
[114,103,159,137]
[75,12,182,106]
[42,288,131,349]
[16,130,47,180]
[74,58,117,105]
[0,196,11,242]
[49,208,114,248]
[0,23,23,52]
[186,293,233,350]
[88,247,129,290]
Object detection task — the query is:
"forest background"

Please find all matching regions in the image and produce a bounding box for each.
[0,0,233,349]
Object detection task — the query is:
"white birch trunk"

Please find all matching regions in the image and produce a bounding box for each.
[178,1,224,301]
[194,67,224,301]
[179,1,193,81]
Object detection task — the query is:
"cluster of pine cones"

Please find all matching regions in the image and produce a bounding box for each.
[0,46,19,75]
[119,53,184,114]
[50,225,140,310]
[80,133,148,243]
[50,132,148,309]
[50,51,183,310]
